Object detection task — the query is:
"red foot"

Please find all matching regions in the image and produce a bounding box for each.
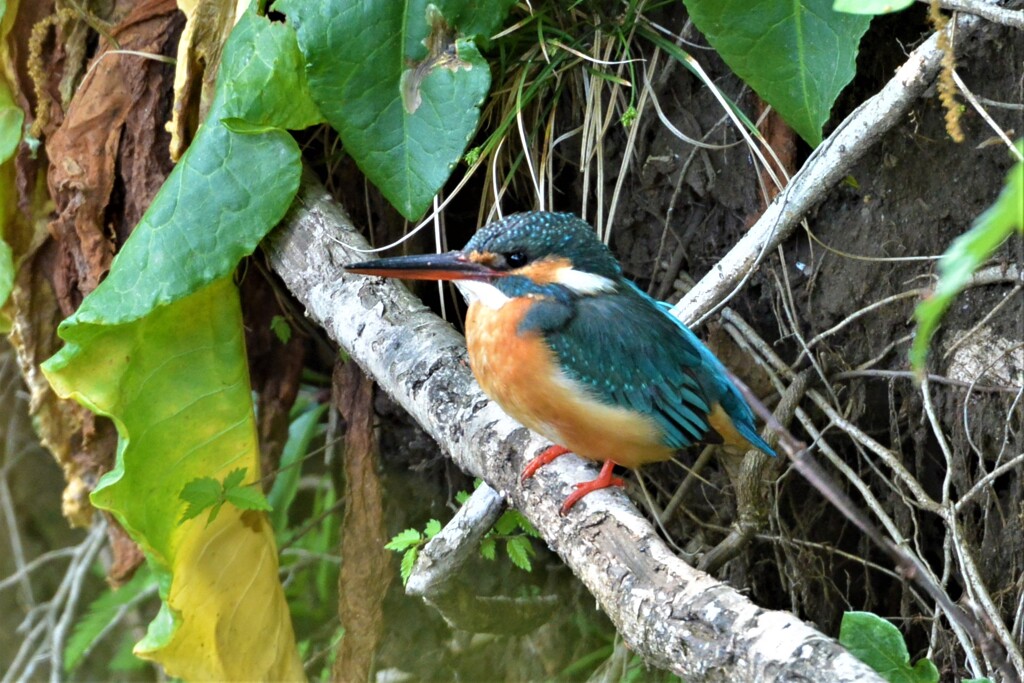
[521,445,571,481]
[559,460,625,515]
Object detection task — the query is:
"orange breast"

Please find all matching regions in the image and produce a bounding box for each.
[465,298,675,469]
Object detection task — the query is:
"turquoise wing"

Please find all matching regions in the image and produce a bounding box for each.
[531,287,713,450]
[523,282,775,456]
[644,289,776,456]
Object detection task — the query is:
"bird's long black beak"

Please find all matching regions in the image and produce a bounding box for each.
[345,251,497,282]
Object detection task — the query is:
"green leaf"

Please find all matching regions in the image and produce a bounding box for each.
[510,509,540,538]
[455,489,471,505]
[179,477,225,524]
[39,8,321,678]
[208,9,322,130]
[48,9,320,331]
[400,548,418,585]
[386,528,423,552]
[833,0,914,14]
[911,142,1023,372]
[0,78,23,317]
[64,566,154,672]
[493,510,519,536]
[479,537,496,561]
[683,0,871,146]
[46,279,303,679]
[505,536,533,572]
[0,238,11,318]
[268,403,328,533]
[840,612,939,683]
[180,469,269,525]
[223,468,247,491]
[0,98,21,164]
[225,485,272,512]
[270,315,292,344]
[278,0,514,219]
[424,519,443,538]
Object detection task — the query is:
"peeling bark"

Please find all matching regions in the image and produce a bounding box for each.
[264,173,884,682]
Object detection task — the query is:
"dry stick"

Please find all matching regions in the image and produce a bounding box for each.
[925,371,1024,677]
[406,484,507,599]
[265,172,885,683]
[672,11,982,326]
[920,0,1024,29]
[406,484,559,634]
[720,315,994,675]
[732,380,1016,681]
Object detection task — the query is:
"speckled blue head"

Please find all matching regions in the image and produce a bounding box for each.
[345,211,625,308]
[466,212,622,280]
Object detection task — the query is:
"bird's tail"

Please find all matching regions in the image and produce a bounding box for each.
[734,421,776,457]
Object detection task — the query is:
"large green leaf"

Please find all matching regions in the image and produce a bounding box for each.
[840,612,939,683]
[42,6,323,678]
[46,279,303,680]
[60,8,320,328]
[278,0,513,220]
[911,142,1024,372]
[833,0,914,14]
[683,0,871,146]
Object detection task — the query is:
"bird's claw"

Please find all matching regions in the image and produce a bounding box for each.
[520,444,571,481]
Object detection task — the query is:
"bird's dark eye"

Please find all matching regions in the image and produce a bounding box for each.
[506,251,528,268]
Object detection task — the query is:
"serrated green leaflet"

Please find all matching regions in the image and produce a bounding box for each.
[40,6,323,679]
[386,528,423,551]
[683,0,871,146]
[278,0,513,220]
[840,612,939,683]
[224,484,271,512]
[424,518,442,537]
[505,536,532,572]
[401,548,419,584]
[180,477,226,524]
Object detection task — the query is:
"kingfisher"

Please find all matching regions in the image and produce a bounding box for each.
[347,212,775,514]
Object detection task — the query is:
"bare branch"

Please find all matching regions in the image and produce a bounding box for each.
[264,173,884,682]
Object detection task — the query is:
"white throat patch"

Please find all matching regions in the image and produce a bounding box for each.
[455,280,511,310]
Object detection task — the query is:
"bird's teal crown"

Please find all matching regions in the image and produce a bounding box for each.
[466,212,622,281]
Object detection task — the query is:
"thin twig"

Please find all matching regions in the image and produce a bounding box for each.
[672,11,983,324]
[831,368,1021,393]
